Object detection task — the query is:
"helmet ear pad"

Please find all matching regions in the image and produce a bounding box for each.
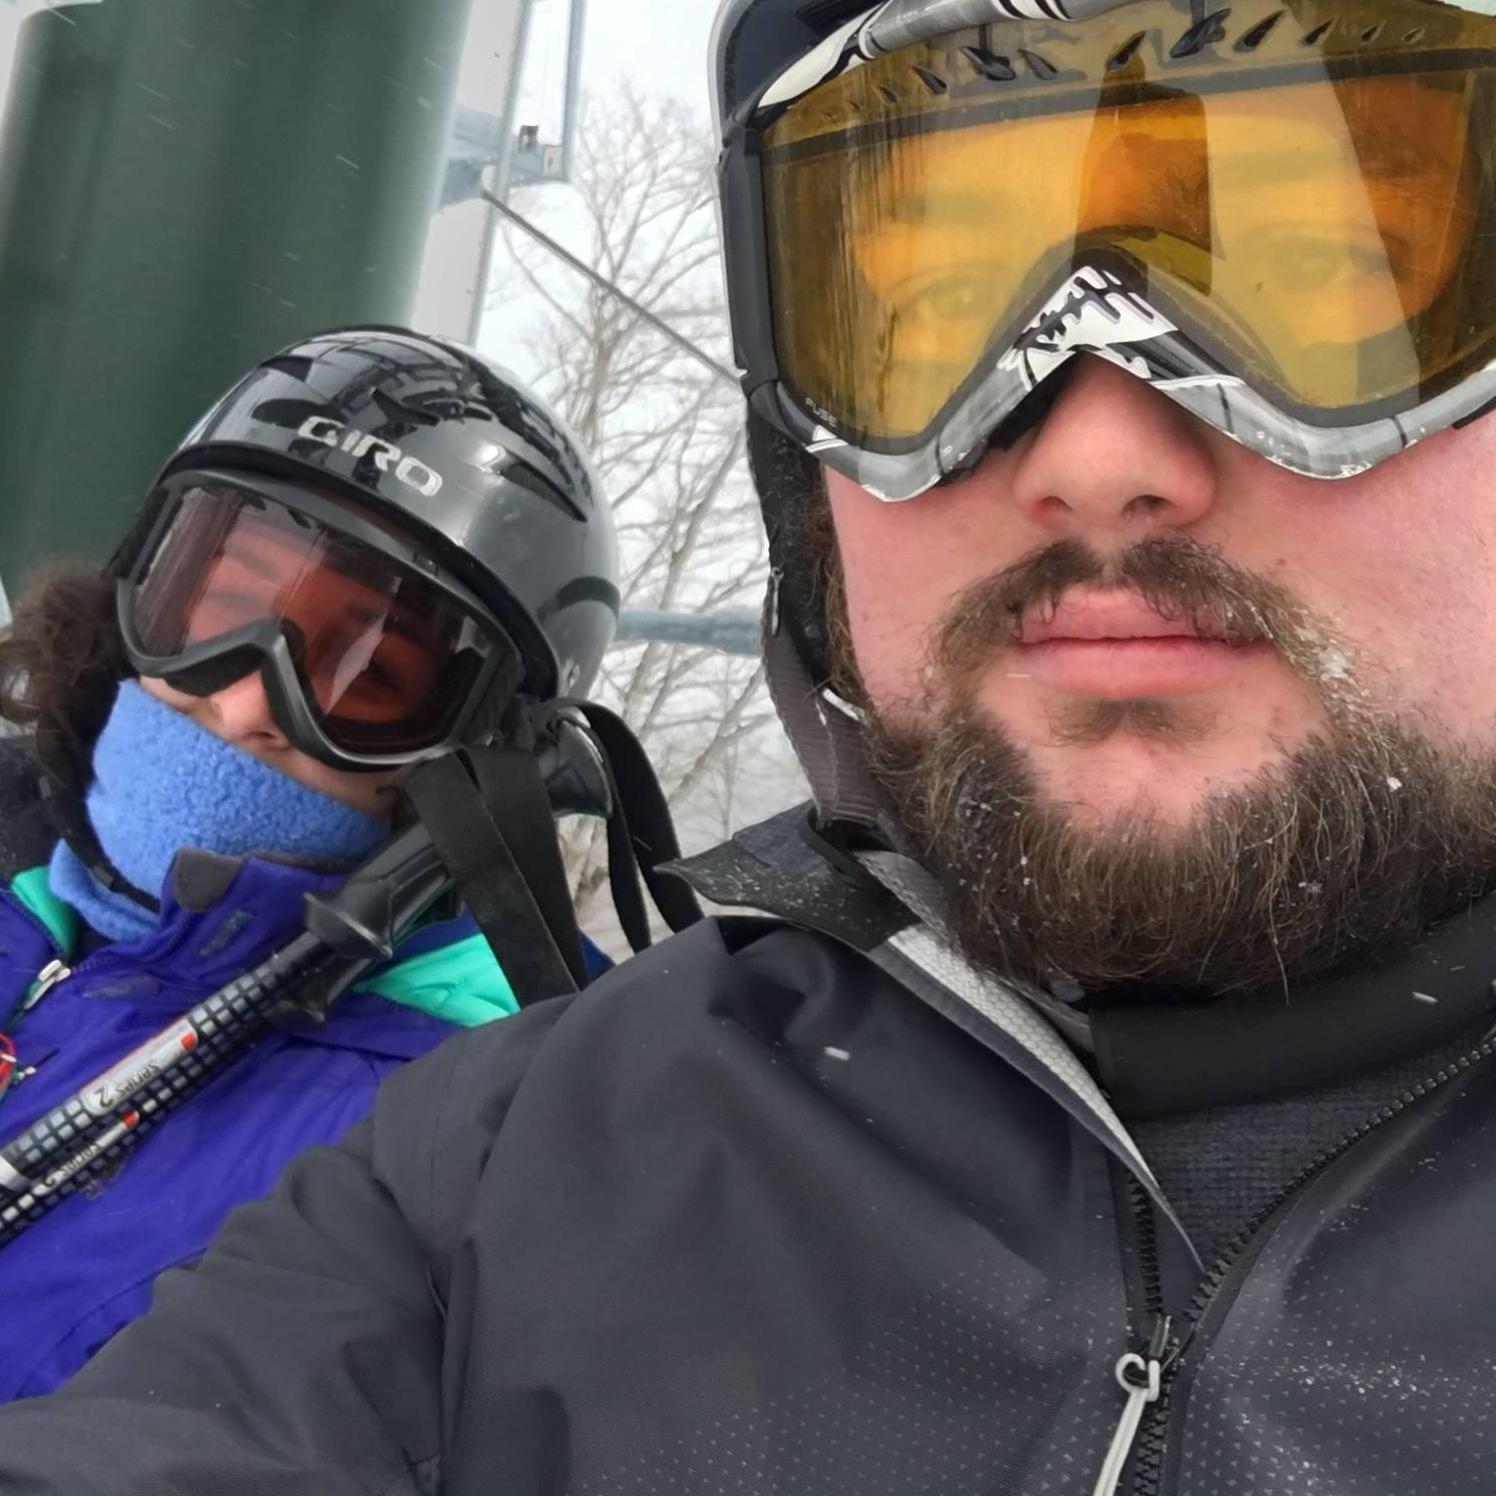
[748,409,835,688]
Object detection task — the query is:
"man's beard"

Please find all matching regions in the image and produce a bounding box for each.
[845,537,1496,998]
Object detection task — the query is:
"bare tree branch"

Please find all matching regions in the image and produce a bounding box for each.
[485,86,808,946]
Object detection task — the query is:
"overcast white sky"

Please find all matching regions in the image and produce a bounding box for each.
[462,0,723,370]
[578,0,715,118]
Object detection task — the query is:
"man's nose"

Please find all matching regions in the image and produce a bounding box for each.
[1004,355,1221,541]
[205,670,291,750]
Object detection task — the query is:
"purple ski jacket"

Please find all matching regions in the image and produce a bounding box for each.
[0,843,520,1402]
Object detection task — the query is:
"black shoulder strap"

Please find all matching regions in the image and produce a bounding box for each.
[463,744,591,986]
[596,750,653,955]
[577,703,704,940]
[404,750,588,1006]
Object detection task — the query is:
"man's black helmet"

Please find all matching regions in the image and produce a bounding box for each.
[711,0,858,127]
[141,326,618,708]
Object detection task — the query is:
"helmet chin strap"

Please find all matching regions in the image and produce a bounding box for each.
[748,408,834,685]
[405,704,704,1003]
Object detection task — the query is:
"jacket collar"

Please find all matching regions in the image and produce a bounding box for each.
[1086,895,1496,1119]
[678,803,1496,1233]
[3,849,512,1053]
[674,806,1187,1244]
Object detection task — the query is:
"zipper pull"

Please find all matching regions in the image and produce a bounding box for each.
[21,959,72,1014]
[1091,1317,1170,1496]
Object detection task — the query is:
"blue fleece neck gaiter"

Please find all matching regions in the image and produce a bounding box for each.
[48,681,388,943]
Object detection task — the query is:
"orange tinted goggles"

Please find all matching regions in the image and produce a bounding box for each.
[121,479,507,764]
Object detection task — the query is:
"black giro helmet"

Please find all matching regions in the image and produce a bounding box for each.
[140,325,618,708]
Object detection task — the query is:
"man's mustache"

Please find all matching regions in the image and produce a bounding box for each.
[935,536,1326,680]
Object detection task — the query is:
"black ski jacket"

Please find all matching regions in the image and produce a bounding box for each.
[1,809,1494,1495]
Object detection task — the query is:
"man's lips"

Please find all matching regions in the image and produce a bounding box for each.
[1017,590,1242,645]
[1010,590,1267,698]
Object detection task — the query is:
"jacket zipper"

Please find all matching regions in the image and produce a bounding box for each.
[21,957,72,1014]
[5,958,78,1089]
[1092,1311,1170,1496]
[1095,1173,1176,1496]
[6,948,113,1087]
[1094,1023,1496,1496]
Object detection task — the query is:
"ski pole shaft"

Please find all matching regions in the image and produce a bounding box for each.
[0,931,324,1196]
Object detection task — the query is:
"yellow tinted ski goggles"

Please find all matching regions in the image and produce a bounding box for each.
[720,0,1496,497]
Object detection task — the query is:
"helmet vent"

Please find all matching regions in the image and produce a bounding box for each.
[371,385,491,429]
[372,385,442,428]
[262,355,316,382]
[1106,32,1148,68]
[1170,8,1231,58]
[962,44,1018,81]
[1235,10,1285,50]
[500,459,587,521]
[1019,47,1060,78]
[910,63,948,95]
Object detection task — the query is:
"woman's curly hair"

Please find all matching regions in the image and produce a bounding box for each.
[0,567,130,792]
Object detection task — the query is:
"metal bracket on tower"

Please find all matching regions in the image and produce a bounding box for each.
[507,0,586,189]
[443,0,588,343]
